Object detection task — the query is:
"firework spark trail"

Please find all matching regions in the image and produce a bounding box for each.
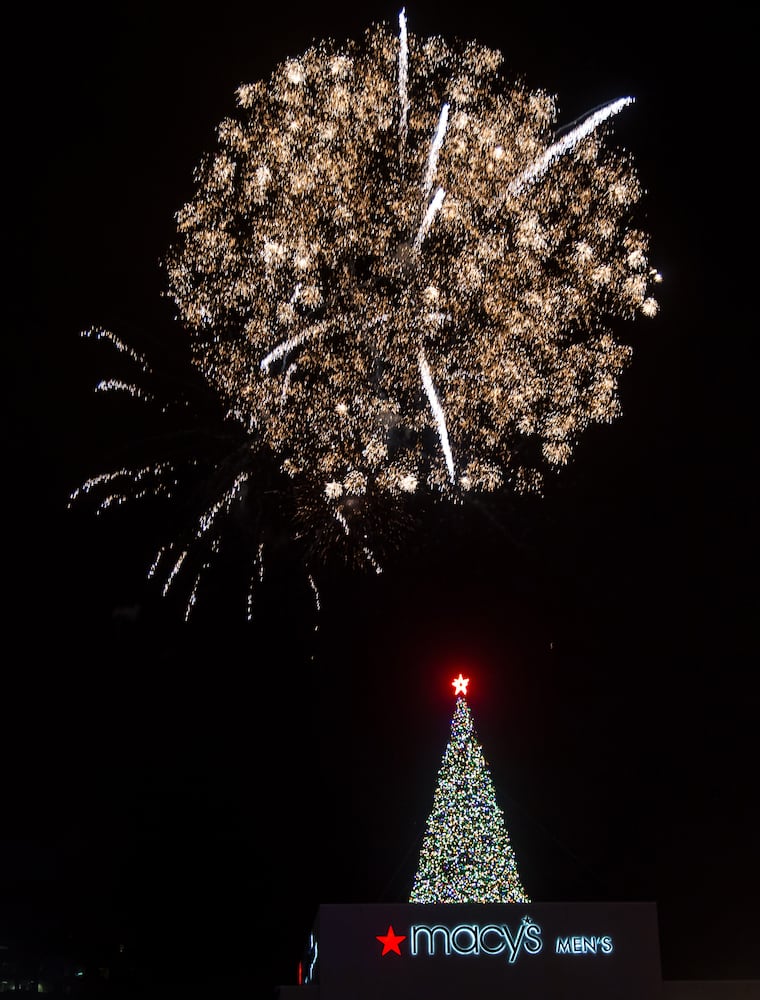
[334,509,350,535]
[162,550,187,596]
[82,328,150,372]
[184,563,210,621]
[259,322,325,373]
[95,484,171,512]
[398,8,409,150]
[147,548,165,580]
[418,349,456,484]
[413,186,446,251]
[308,573,321,612]
[95,379,154,402]
[507,96,635,196]
[425,311,452,328]
[362,546,383,574]
[246,545,265,620]
[196,471,249,537]
[281,362,297,403]
[423,103,450,199]
[333,508,384,572]
[69,463,176,506]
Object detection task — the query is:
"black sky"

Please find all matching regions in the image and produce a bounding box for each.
[5,0,757,996]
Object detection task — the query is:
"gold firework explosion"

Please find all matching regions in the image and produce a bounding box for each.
[73,9,660,617]
[167,9,659,503]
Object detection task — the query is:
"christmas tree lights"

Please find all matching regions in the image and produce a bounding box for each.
[410,677,529,903]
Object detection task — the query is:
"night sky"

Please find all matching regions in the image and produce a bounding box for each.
[6,1,756,996]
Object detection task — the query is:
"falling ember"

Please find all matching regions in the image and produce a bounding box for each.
[72,9,659,615]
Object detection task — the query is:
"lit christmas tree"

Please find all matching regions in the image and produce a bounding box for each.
[410,673,529,903]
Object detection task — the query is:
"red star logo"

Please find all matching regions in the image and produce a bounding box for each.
[452,673,470,696]
[376,924,406,956]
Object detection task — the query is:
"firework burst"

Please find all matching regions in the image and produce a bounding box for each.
[72,9,660,618]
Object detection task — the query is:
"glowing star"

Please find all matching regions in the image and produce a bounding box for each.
[376,925,406,956]
[452,674,470,696]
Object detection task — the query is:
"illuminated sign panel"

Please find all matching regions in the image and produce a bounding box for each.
[310,902,662,999]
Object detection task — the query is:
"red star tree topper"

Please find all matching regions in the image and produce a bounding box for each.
[451,673,470,696]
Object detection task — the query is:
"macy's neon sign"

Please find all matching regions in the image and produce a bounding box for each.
[409,915,542,964]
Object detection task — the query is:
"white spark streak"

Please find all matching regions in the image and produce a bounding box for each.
[147,548,165,580]
[508,97,635,196]
[333,507,382,574]
[414,186,446,251]
[82,328,150,372]
[96,483,172,512]
[423,103,449,199]
[95,379,153,401]
[247,543,264,621]
[398,8,409,150]
[424,311,452,327]
[185,565,209,621]
[308,574,321,612]
[162,550,187,596]
[282,362,297,402]
[418,349,455,483]
[260,322,325,373]
[69,463,175,504]
[196,471,249,538]
[363,547,383,574]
